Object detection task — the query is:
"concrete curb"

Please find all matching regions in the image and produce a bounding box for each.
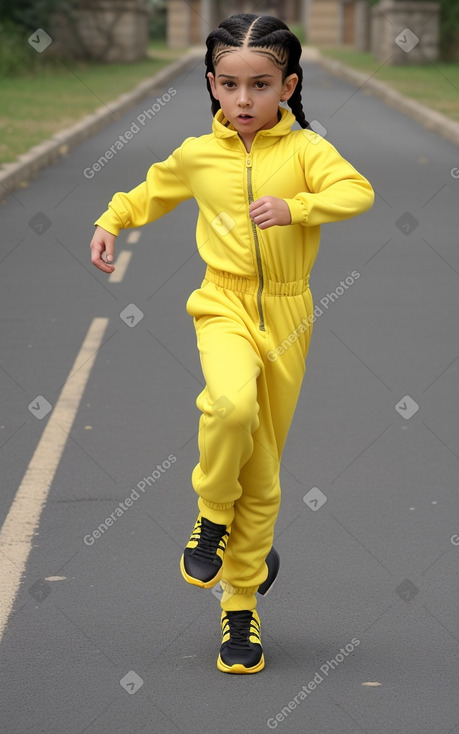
[303,47,459,148]
[0,49,202,201]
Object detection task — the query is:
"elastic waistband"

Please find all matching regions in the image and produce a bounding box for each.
[204,266,309,296]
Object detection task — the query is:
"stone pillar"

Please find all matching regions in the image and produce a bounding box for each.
[301,0,310,43]
[282,0,299,26]
[354,0,371,51]
[371,0,440,65]
[370,3,383,57]
[307,0,341,45]
[167,0,191,47]
[200,0,215,43]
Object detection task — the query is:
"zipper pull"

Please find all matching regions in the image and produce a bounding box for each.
[246,156,251,168]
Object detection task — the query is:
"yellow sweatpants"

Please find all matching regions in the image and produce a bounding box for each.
[186,266,314,612]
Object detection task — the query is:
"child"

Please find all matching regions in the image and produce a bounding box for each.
[90,13,374,674]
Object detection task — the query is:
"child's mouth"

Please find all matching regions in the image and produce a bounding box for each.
[238,114,254,123]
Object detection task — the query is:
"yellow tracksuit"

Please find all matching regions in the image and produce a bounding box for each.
[95,107,374,612]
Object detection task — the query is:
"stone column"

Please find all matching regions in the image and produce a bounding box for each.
[371,0,440,65]
[307,0,341,45]
[354,0,371,51]
[200,0,215,43]
[167,0,191,48]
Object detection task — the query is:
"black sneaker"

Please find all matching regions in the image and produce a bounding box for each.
[180,514,230,588]
[257,546,280,596]
[217,610,264,674]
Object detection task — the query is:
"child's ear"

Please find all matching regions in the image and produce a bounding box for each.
[280,73,299,102]
[207,72,219,100]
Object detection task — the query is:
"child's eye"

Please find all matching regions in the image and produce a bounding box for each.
[254,81,268,89]
[222,81,236,88]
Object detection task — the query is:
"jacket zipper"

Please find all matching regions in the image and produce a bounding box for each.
[246,155,265,332]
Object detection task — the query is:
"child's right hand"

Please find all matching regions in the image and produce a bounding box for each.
[90,226,116,273]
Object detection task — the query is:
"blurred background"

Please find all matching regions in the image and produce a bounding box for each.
[1,0,458,65]
[166,0,458,64]
[0,0,458,170]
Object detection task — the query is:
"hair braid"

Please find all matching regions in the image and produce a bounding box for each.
[205,13,309,127]
[283,36,309,128]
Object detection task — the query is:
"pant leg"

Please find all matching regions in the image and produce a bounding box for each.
[219,375,281,611]
[188,282,264,528]
[187,281,314,612]
[220,289,314,612]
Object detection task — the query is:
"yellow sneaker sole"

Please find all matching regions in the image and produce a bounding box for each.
[179,554,222,589]
[216,654,265,674]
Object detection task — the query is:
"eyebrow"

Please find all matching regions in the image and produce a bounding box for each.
[216,74,274,79]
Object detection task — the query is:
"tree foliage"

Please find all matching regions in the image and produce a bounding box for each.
[0,0,59,31]
[0,1,151,67]
[440,0,459,60]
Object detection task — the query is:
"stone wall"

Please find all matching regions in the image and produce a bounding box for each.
[51,0,149,62]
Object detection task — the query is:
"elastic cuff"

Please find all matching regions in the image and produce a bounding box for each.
[198,497,234,526]
[220,579,259,595]
[283,196,309,225]
[94,209,123,237]
[220,589,257,612]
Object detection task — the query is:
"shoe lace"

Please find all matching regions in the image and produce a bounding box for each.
[192,518,228,563]
[225,611,257,649]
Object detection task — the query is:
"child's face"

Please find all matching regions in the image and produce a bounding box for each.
[207,49,298,147]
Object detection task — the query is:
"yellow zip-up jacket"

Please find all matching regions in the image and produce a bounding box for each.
[95,107,374,289]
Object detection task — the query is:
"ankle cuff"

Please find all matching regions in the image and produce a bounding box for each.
[220,584,258,611]
[198,498,234,526]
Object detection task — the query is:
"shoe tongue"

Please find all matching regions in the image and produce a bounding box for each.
[229,610,252,619]
[228,610,253,629]
[201,517,226,531]
[226,611,254,646]
[192,517,227,562]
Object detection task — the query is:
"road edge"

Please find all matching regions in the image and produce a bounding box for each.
[3,46,458,202]
[302,47,459,148]
[0,49,202,202]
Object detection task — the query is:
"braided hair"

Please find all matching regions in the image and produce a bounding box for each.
[205,13,309,128]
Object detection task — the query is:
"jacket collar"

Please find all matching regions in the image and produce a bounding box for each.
[212,107,297,149]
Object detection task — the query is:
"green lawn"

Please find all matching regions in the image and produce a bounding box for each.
[317,47,459,123]
[0,45,185,166]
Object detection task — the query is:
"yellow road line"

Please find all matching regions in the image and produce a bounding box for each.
[0,317,109,643]
[108,250,133,283]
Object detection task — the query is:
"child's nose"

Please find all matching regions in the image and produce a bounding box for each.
[237,86,251,106]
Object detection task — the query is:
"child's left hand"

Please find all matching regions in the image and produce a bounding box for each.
[249,196,291,229]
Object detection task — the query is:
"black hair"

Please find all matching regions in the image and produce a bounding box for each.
[205,13,308,128]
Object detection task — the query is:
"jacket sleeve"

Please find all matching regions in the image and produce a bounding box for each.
[283,133,374,227]
[94,138,195,236]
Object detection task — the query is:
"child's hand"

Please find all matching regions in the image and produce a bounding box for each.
[249,196,291,229]
[90,226,116,273]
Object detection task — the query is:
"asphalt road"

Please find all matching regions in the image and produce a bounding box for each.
[1,54,458,734]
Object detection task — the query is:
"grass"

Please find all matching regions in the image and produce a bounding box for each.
[0,42,185,166]
[289,23,306,45]
[316,46,459,123]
